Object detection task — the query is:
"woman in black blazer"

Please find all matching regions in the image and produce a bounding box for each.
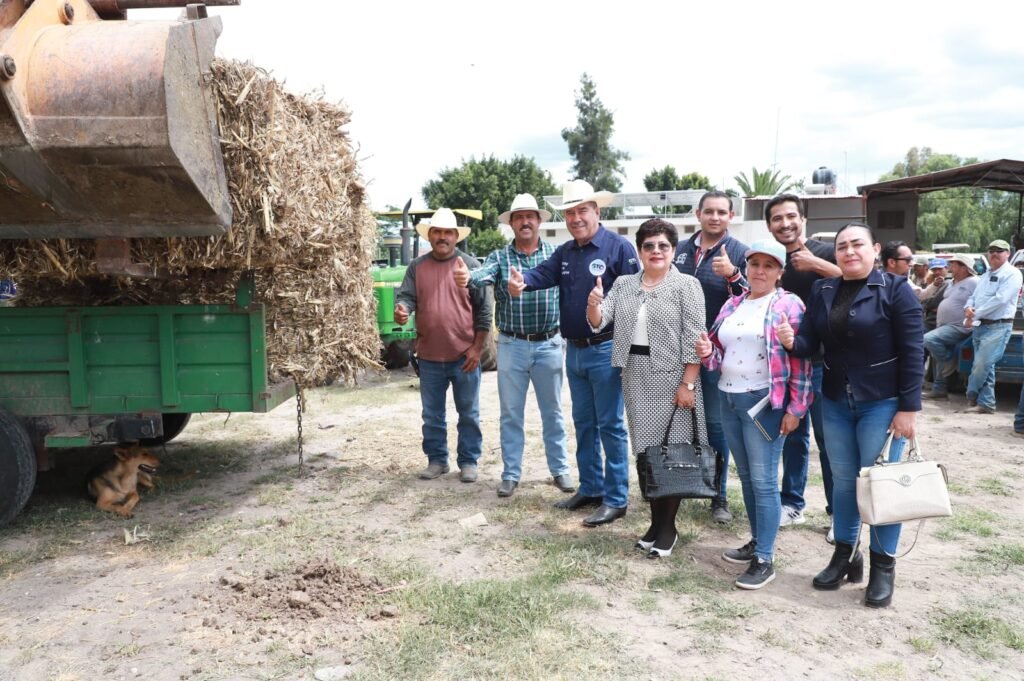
[777,222,923,608]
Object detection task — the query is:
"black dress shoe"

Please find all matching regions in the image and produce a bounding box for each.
[582,504,627,527]
[496,480,518,497]
[552,492,602,510]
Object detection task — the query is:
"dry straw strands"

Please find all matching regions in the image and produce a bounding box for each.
[0,60,380,387]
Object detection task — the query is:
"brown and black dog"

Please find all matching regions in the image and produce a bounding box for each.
[86,445,160,518]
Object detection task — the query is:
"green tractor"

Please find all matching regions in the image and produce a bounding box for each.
[372,202,495,371]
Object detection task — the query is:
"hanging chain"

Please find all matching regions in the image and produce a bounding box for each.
[294,380,304,467]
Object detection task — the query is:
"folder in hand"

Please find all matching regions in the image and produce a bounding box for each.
[746,393,785,442]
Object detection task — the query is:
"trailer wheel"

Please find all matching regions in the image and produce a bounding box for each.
[0,408,36,527]
[383,340,413,369]
[140,413,191,447]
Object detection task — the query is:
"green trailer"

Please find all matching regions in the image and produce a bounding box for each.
[0,276,295,526]
[372,264,417,369]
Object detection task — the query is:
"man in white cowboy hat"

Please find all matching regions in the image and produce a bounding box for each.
[922,253,977,400]
[508,179,639,527]
[453,193,575,498]
[395,208,493,482]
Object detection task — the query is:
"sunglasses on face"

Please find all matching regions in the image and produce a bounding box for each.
[894,256,913,263]
[641,242,673,253]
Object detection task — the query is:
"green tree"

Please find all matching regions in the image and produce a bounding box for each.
[642,166,713,214]
[421,155,558,257]
[879,147,1017,250]
[733,167,795,197]
[561,73,630,192]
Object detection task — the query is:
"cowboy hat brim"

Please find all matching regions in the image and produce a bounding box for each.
[498,207,552,224]
[550,190,614,211]
[416,223,472,242]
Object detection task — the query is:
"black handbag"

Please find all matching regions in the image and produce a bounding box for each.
[636,406,722,500]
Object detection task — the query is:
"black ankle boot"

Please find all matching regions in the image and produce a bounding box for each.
[864,550,896,608]
[812,541,864,590]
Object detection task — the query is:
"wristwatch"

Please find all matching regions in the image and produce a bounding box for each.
[682,382,695,391]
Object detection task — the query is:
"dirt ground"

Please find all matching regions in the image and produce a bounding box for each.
[1,367,1023,681]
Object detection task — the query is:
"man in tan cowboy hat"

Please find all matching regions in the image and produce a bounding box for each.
[509,180,639,527]
[453,193,574,498]
[961,239,1021,413]
[922,253,978,400]
[395,208,493,481]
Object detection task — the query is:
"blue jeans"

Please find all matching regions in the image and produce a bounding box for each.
[565,341,630,509]
[924,325,970,394]
[966,322,1013,410]
[1015,382,1024,433]
[496,333,570,481]
[418,356,482,468]
[780,360,832,513]
[700,366,730,501]
[822,393,906,555]
[719,387,785,561]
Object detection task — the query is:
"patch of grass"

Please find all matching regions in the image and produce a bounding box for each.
[853,661,907,679]
[908,636,937,654]
[958,543,1024,575]
[518,533,631,586]
[114,641,141,658]
[757,628,796,651]
[648,560,724,596]
[976,478,1012,496]
[354,575,619,681]
[934,508,1000,541]
[932,605,1024,658]
[634,593,658,613]
[256,486,291,506]
[946,480,971,496]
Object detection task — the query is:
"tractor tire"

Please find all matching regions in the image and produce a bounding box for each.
[0,407,36,527]
[383,341,413,370]
[140,413,191,447]
[480,333,497,372]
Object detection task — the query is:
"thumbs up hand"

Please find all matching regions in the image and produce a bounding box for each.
[776,315,795,350]
[394,302,409,325]
[452,257,470,287]
[587,276,604,308]
[695,331,713,359]
[712,249,736,278]
[508,266,525,298]
[789,244,816,272]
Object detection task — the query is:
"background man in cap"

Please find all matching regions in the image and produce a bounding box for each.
[962,239,1022,414]
[509,180,639,527]
[764,194,840,535]
[454,194,575,497]
[922,254,978,399]
[673,190,749,523]
[395,208,493,482]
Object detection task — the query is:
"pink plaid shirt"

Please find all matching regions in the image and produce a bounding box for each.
[702,288,813,418]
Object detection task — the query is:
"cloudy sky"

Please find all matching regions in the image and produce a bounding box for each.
[150,0,1024,210]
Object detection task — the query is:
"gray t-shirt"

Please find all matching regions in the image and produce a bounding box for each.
[935,277,979,331]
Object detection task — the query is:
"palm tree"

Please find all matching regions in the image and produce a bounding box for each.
[733,167,794,197]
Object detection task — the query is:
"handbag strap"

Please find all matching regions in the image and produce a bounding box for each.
[873,432,921,466]
[659,405,701,447]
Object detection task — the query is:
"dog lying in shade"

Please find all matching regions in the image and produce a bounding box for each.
[86,445,160,518]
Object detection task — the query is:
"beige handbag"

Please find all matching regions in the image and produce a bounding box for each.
[856,434,952,526]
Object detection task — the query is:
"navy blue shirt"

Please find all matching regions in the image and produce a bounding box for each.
[523,226,639,340]
[673,231,749,329]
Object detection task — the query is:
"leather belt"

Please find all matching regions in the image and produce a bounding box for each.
[500,328,559,342]
[978,318,1014,325]
[567,330,614,348]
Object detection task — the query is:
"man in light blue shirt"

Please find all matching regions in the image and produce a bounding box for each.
[962,239,1023,413]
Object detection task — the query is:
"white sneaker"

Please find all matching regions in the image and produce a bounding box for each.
[779,505,806,527]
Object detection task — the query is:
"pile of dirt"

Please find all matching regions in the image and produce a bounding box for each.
[215,557,384,624]
[0,60,380,387]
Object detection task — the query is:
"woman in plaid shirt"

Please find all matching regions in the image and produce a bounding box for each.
[697,240,813,590]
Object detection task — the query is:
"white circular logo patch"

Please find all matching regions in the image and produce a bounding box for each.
[588,259,607,277]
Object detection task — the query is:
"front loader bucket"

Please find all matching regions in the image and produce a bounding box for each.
[0,0,231,239]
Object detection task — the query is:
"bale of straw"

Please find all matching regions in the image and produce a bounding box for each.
[0,60,381,387]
